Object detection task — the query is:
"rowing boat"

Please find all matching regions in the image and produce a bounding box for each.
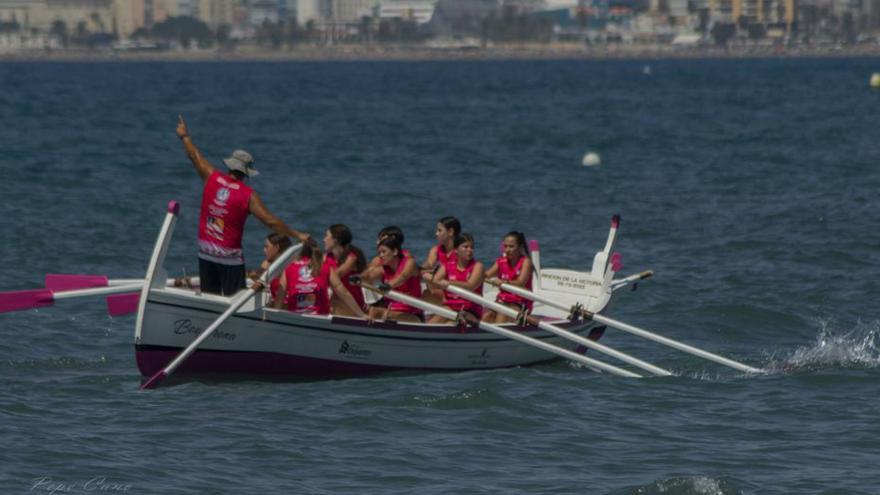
[133,201,623,380]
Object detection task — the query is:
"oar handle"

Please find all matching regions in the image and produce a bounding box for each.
[492,280,763,374]
[359,281,641,378]
[443,284,672,377]
[141,244,303,390]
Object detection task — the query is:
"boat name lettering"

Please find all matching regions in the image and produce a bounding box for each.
[174,319,237,341]
[541,273,600,290]
[467,347,491,365]
[338,340,372,359]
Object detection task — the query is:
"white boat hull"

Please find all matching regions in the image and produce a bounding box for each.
[135,289,606,379]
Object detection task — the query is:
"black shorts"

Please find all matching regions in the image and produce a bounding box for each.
[199,258,246,296]
[370,297,390,308]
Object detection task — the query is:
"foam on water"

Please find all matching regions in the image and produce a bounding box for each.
[614,476,738,495]
[766,318,880,372]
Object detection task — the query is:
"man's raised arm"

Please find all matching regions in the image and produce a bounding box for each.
[176,115,214,182]
[249,192,310,242]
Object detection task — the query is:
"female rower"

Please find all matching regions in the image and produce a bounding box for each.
[323,224,367,316]
[360,235,423,323]
[368,225,406,267]
[421,216,461,304]
[272,239,365,318]
[422,233,484,324]
[364,226,407,311]
[482,231,534,324]
[248,233,291,304]
[422,216,461,270]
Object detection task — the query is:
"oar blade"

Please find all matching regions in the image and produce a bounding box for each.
[45,274,109,292]
[0,289,55,314]
[106,293,140,317]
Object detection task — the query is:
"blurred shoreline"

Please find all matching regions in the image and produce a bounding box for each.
[4,42,880,62]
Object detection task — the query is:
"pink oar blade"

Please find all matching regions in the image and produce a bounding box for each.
[45,274,109,292]
[0,289,55,313]
[106,292,140,317]
[610,252,624,272]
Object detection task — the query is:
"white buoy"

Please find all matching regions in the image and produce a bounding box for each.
[581,152,601,167]
[642,64,652,76]
[870,73,880,88]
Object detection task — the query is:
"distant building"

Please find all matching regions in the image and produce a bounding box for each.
[297,0,327,25]
[196,0,237,28]
[379,0,436,24]
[0,1,37,32]
[332,0,376,23]
[249,0,281,24]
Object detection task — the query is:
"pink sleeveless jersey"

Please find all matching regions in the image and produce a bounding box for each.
[443,258,482,316]
[436,244,457,267]
[269,277,281,302]
[198,171,252,265]
[283,259,330,315]
[382,253,423,315]
[326,252,365,309]
[495,255,533,310]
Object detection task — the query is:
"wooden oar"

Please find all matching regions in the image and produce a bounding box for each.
[443,284,672,377]
[359,282,642,378]
[487,279,763,374]
[140,244,302,390]
[610,270,654,292]
[0,284,144,314]
[45,274,199,292]
[42,275,201,317]
[104,278,200,317]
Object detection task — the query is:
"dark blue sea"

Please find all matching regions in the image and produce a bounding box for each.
[1,57,879,494]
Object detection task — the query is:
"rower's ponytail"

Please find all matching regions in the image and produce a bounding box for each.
[439,216,461,237]
[330,224,367,272]
[300,238,323,277]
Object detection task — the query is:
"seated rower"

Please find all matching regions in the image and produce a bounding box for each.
[421,216,461,304]
[367,225,406,267]
[364,226,407,311]
[248,233,291,305]
[422,233,484,324]
[422,216,461,270]
[482,231,534,324]
[360,235,423,323]
[271,239,365,318]
[323,224,367,316]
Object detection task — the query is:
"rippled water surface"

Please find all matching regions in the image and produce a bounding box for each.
[1,58,879,494]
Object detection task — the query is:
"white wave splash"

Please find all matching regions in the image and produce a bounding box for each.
[770,318,880,372]
[624,476,731,495]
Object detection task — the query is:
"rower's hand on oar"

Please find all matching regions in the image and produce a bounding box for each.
[376,282,391,293]
[486,277,502,287]
[251,280,266,292]
[295,231,311,243]
[176,115,189,140]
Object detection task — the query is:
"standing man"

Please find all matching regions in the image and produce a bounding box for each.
[176,115,309,296]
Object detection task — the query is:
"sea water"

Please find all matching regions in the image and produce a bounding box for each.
[1,58,879,494]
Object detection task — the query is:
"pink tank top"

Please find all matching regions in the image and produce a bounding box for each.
[198,171,252,265]
[283,259,330,315]
[382,253,423,315]
[436,244,457,267]
[443,259,482,316]
[496,255,533,310]
[269,277,281,302]
[326,252,365,309]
